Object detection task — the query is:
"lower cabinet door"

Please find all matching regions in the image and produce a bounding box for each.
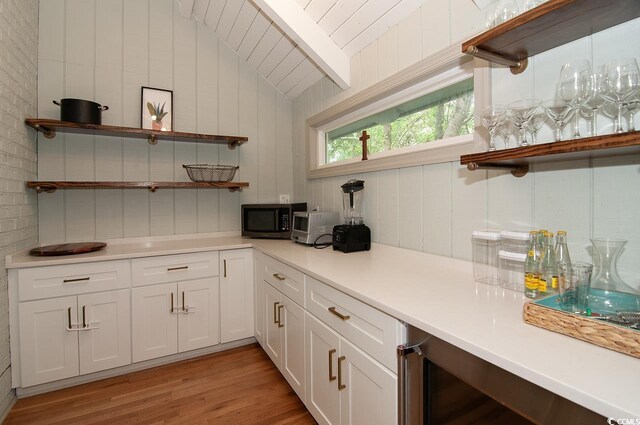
[132,283,178,362]
[19,296,80,387]
[263,283,282,366]
[178,277,220,352]
[78,289,132,375]
[220,249,254,343]
[305,313,341,425]
[339,338,397,425]
[281,295,305,402]
[254,277,265,346]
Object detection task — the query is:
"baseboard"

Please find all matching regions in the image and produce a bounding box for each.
[16,338,256,398]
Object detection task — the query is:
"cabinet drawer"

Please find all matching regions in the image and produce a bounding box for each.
[132,252,219,287]
[18,260,131,301]
[262,255,305,306]
[305,276,401,372]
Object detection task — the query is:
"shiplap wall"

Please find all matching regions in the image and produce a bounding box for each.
[0,0,38,419]
[37,0,293,244]
[293,0,640,291]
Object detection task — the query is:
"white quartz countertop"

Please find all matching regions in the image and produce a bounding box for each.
[7,236,639,419]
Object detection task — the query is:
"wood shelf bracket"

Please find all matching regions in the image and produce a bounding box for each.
[467,162,529,177]
[465,46,528,75]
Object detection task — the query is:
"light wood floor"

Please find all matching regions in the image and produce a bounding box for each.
[4,344,317,425]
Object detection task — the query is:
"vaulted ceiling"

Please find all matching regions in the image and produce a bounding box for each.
[179,0,427,100]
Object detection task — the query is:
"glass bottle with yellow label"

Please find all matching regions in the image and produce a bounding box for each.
[539,232,558,296]
[524,231,540,299]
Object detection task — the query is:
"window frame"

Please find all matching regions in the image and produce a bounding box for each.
[306,44,490,179]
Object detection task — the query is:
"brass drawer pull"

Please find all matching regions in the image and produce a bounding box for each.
[63,277,90,284]
[277,304,284,328]
[272,273,285,281]
[328,349,337,382]
[328,307,350,321]
[168,266,188,272]
[338,356,346,390]
[273,302,280,323]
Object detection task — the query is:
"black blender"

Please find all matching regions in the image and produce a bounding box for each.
[332,179,371,253]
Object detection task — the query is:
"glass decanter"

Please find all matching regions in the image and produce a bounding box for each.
[589,238,640,313]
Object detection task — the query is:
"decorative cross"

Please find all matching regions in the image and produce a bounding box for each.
[359,130,370,161]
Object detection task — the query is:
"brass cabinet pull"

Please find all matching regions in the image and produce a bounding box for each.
[328,307,350,321]
[273,302,280,323]
[167,265,188,272]
[82,305,87,328]
[328,349,337,382]
[277,304,284,328]
[63,277,90,284]
[67,307,73,330]
[224,260,227,277]
[337,356,346,390]
[170,292,178,314]
[272,273,285,281]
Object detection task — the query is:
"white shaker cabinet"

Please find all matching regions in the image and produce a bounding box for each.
[254,252,266,346]
[19,289,131,387]
[305,313,397,425]
[219,249,254,343]
[132,278,220,362]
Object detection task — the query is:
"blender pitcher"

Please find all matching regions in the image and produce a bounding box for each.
[341,179,365,225]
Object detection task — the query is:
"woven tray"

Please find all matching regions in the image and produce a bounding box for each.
[523,296,640,358]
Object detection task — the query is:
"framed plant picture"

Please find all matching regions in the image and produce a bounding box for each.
[141,86,173,131]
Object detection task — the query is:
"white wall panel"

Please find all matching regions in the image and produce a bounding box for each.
[398,167,422,251]
[377,27,397,81]
[38,0,292,242]
[420,0,449,59]
[421,162,451,257]
[257,77,277,203]
[397,11,420,70]
[378,169,399,247]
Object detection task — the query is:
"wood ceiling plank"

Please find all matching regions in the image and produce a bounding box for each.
[258,36,296,76]
[305,0,339,23]
[285,68,323,99]
[193,0,211,21]
[203,0,226,30]
[318,0,367,35]
[180,0,196,17]
[295,0,312,8]
[253,0,350,89]
[277,57,317,94]
[267,46,306,86]
[227,1,259,49]
[216,0,244,41]
[331,0,401,48]
[247,24,283,69]
[341,0,425,56]
[237,10,270,60]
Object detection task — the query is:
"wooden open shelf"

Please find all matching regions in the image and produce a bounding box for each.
[27,181,249,193]
[25,119,248,148]
[462,0,640,72]
[460,131,640,176]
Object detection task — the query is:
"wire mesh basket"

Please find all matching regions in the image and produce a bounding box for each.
[182,164,239,182]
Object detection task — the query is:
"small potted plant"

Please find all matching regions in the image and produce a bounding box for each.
[147,101,168,131]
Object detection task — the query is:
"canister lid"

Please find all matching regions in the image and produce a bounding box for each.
[472,230,501,240]
[498,250,527,262]
[499,230,530,241]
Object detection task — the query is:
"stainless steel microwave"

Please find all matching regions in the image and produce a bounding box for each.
[241,203,307,239]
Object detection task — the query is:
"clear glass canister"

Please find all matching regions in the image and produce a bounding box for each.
[499,250,527,292]
[499,230,531,255]
[472,230,501,285]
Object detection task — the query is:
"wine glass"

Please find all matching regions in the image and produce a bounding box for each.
[558,60,592,139]
[523,0,544,11]
[507,99,541,146]
[541,99,575,142]
[493,0,519,25]
[527,111,548,144]
[624,92,640,132]
[603,58,640,133]
[582,67,608,137]
[478,106,508,151]
[601,99,624,133]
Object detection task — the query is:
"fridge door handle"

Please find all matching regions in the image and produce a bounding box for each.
[398,344,421,425]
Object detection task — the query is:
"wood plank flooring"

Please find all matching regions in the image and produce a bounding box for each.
[4,344,317,425]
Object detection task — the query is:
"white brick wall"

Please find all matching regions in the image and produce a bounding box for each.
[0,0,39,419]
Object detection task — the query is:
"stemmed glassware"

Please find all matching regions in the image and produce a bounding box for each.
[527,112,548,144]
[558,60,592,139]
[581,67,608,137]
[478,105,508,152]
[541,99,575,142]
[601,100,623,133]
[602,58,640,133]
[493,0,519,26]
[497,115,517,149]
[507,99,541,146]
[624,93,640,132]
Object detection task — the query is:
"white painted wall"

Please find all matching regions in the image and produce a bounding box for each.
[293,0,640,291]
[37,0,293,243]
[0,0,39,419]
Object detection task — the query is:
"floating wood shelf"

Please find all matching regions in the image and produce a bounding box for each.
[25,119,248,148]
[460,131,640,177]
[462,0,640,73]
[27,181,249,193]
